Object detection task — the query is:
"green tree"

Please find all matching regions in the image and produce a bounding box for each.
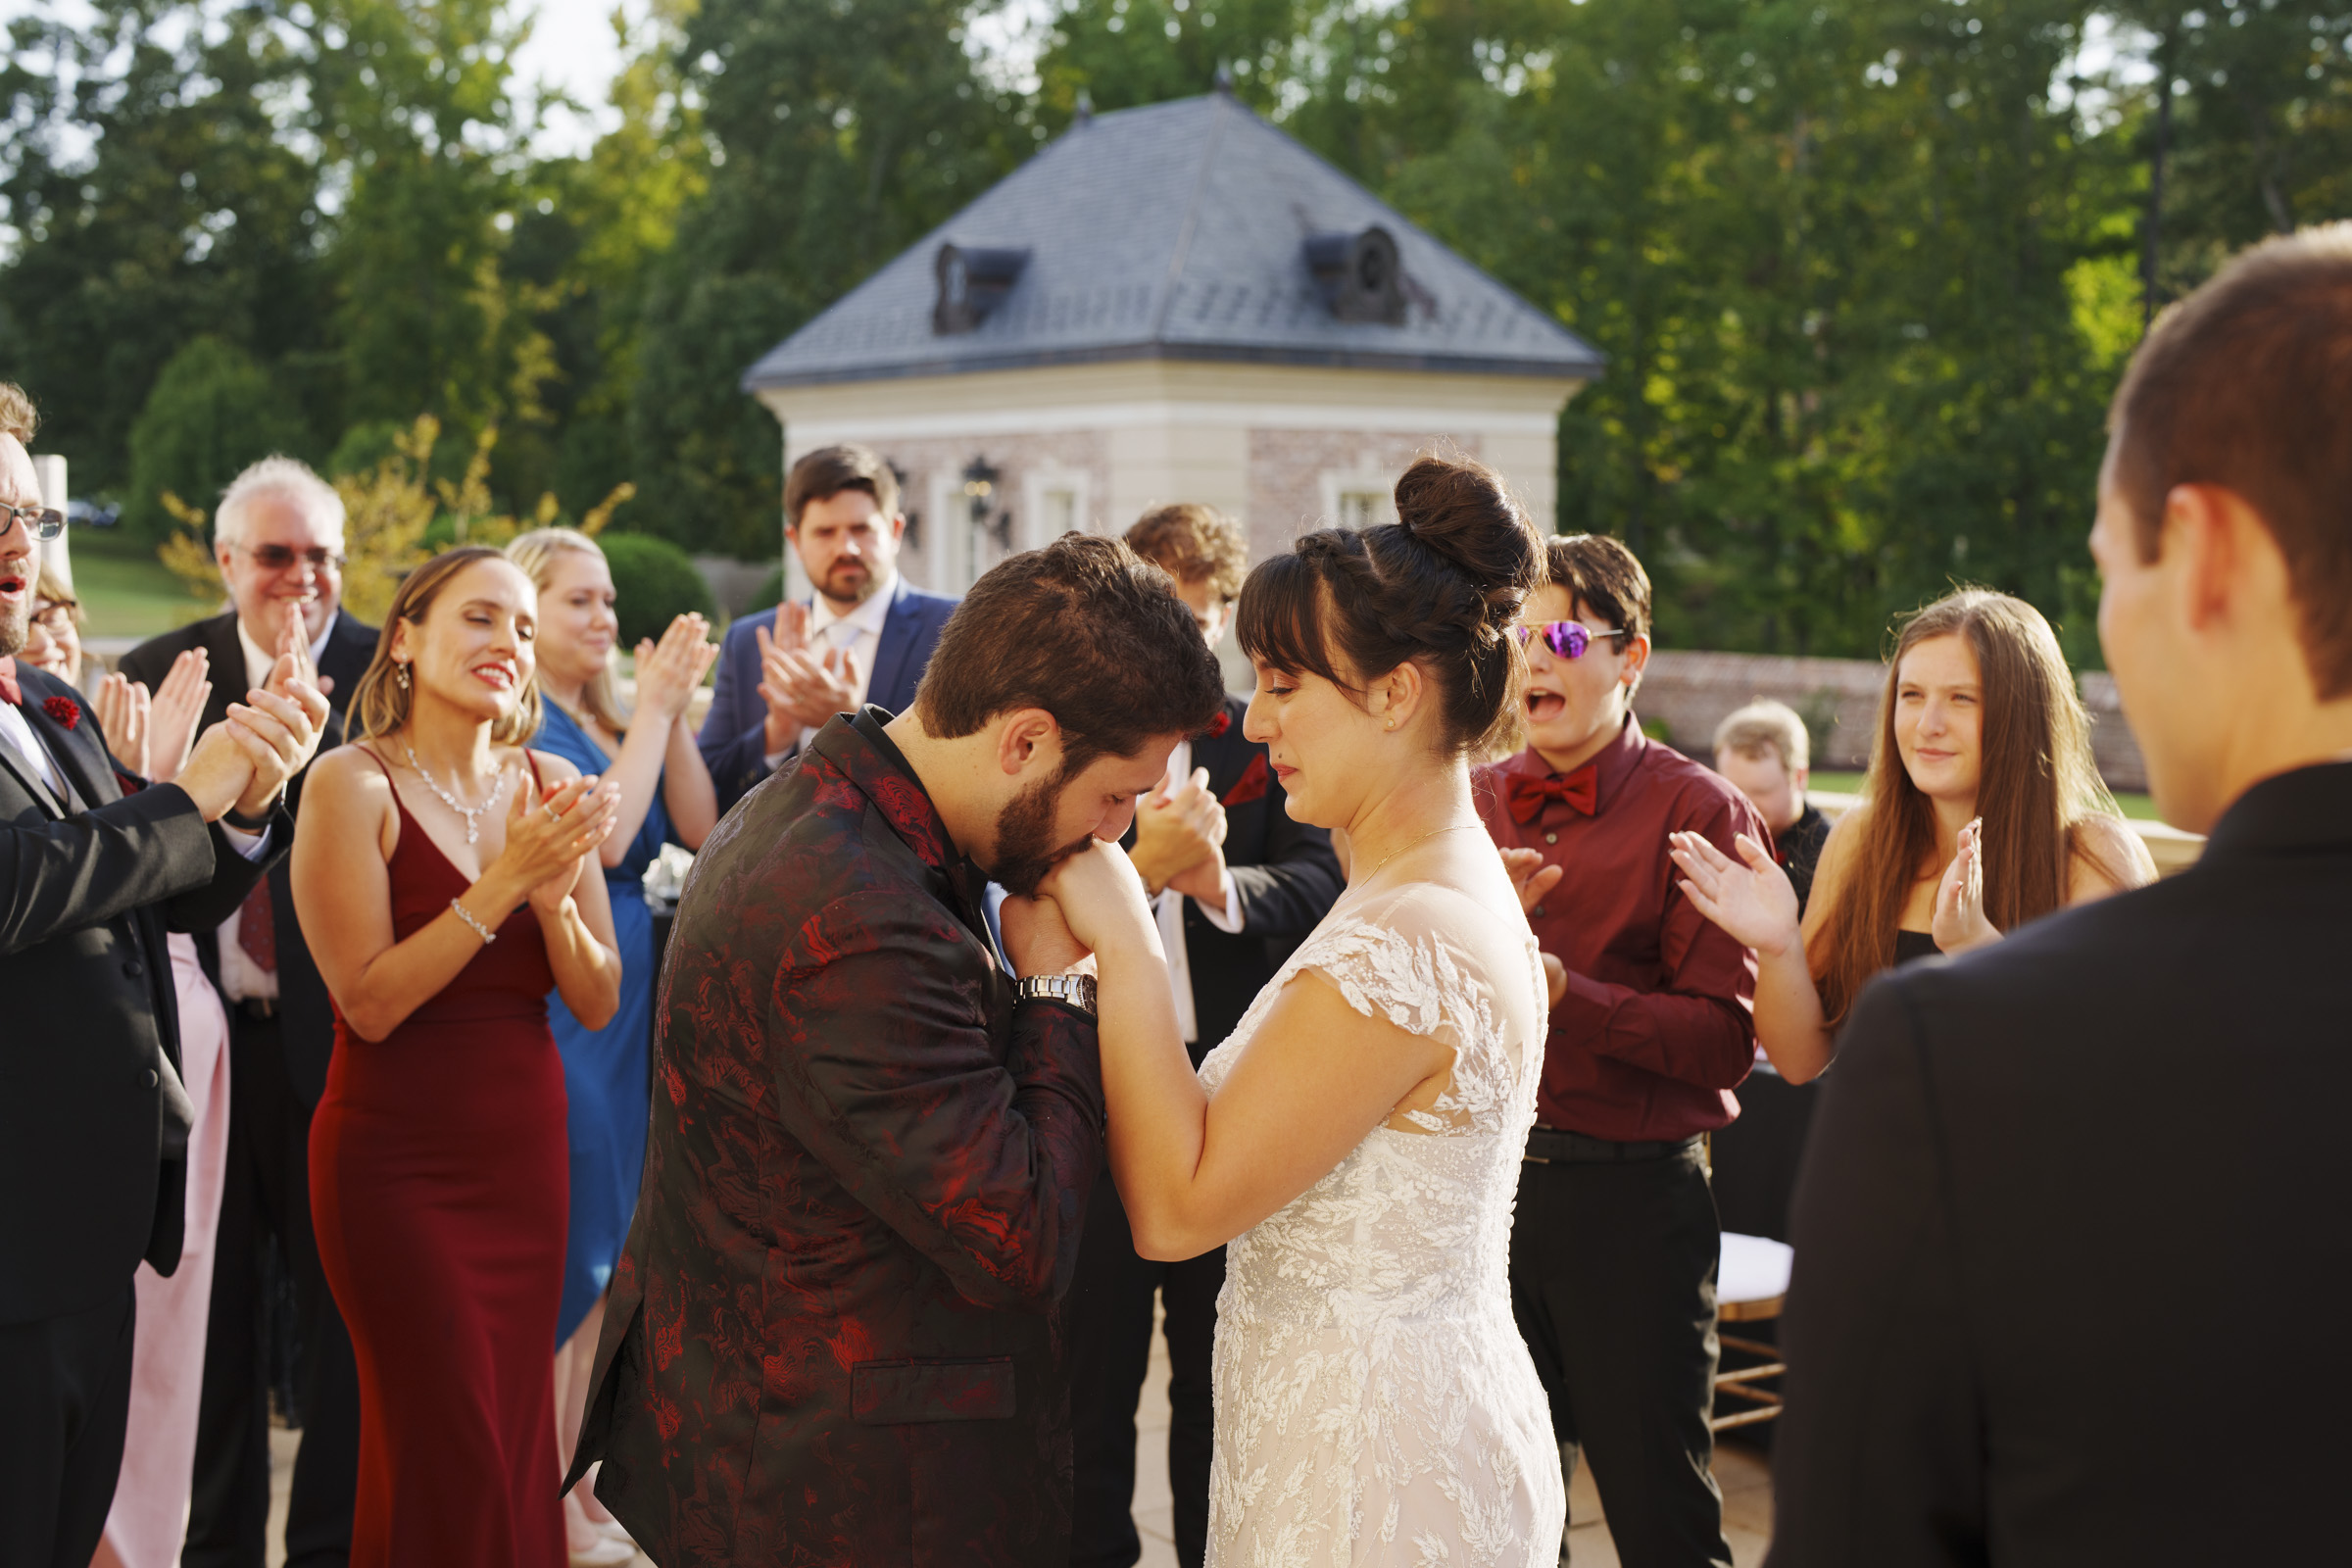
[0,0,333,492]
[624,0,1031,557]
[123,335,311,540]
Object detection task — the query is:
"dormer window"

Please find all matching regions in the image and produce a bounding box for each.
[1304,226,1406,324]
[934,244,1031,334]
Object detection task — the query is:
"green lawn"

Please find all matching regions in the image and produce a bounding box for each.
[60,533,215,640]
[1812,769,2159,820]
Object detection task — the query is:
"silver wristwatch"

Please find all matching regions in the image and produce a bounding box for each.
[1014,972,1098,1019]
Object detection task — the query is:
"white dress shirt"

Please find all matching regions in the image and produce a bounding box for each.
[1152,738,1247,1044]
[766,572,898,767]
[217,612,335,1003]
[0,699,66,801]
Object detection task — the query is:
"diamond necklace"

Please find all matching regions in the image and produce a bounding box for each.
[402,742,507,845]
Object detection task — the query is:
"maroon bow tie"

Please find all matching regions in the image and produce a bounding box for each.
[1505,766,1598,825]
[0,657,19,707]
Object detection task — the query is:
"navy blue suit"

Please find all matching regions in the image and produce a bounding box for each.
[698,575,958,813]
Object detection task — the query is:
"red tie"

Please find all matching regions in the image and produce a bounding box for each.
[237,884,277,974]
[0,657,19,706]
[1506,766,1598,825]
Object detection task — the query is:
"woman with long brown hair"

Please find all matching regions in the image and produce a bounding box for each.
[293,546,622,1566]
[1669,588,2153,1083]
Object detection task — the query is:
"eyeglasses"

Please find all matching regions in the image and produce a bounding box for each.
[1512,620,1627,660]
[0,504,66,542]
[239,543,346,572]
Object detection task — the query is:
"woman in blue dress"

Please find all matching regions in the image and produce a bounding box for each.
[508,527,718,1564]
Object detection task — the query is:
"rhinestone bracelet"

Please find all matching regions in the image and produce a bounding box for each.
[448,898,497,946]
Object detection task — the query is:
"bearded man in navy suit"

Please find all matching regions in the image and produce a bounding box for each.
[700,444,957,811]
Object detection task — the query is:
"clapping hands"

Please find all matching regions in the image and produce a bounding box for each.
[633,612,718,726]
[1931,817,1999,954]
[91,647,213,782]
[1131,763,1229,901]
[1668,830,1802,957]
[756,601,859,755]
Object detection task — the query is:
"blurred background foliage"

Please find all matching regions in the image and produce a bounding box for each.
[2,0,2346,659]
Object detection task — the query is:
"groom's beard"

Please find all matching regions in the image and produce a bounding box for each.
[989,768,1094,897]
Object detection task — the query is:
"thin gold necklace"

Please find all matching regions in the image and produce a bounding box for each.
[1357,822,1484,885]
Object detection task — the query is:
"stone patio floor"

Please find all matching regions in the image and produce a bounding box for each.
[267,1304,1774,1565]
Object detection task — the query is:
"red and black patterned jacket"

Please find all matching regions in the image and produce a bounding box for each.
[568,707,1106,1564]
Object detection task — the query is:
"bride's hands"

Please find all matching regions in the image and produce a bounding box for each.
[1034,838,1160,961]
[1668,830,1801,957]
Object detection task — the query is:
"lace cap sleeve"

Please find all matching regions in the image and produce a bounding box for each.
[1291,884,1494,1043]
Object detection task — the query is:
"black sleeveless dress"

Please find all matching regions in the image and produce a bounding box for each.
[1893,929,1940,965]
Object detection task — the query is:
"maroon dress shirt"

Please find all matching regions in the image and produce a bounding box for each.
[1473,715,1765,1143]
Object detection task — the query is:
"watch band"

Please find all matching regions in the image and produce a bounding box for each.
[222,800,277,833]
[1014,972,1098,1019]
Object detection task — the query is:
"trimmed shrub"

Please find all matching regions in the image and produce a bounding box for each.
[599,531,715,648]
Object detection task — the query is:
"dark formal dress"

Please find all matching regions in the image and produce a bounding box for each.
[0,660,283,1568]
[535,704,667,1346]
[568,707,1104,1566]
[309,751,566,1568]
[1070,691,1343,1568]
[121,608,377,1568]
[1768,760,2352,1565]
[1775,803,1832,916]
[1474,716,1766,1568]
[697,574,958,812]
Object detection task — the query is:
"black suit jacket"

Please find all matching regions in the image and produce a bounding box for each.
[1767,760,2352,1567]
[1134,692,1345,1059]
[119,609,376,1105]
[0,665,288,1326]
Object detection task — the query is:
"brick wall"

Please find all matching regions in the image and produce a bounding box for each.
[1244,428,1480,562]
[1640,651,2149,791]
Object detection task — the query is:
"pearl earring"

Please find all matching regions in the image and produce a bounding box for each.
[395,662,411,691]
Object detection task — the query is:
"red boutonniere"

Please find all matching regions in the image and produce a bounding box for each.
[1221,754,1270,808]
[42,694,79,730]
[1204,709,1232,740]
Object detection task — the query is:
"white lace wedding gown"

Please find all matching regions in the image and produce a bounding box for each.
[1196,878,1566,1567]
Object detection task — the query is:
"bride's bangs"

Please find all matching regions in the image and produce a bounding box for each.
[1236,554,1348,691]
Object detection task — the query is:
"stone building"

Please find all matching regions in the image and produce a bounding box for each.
[741,86,1601,601]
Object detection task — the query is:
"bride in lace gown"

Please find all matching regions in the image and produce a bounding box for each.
[1034,456,1565,1567]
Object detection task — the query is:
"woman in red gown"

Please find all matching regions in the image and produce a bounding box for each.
[293,547,623,1566]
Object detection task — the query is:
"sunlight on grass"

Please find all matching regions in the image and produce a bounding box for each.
[63,533,218,640]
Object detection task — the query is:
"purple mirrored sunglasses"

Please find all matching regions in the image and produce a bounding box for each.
[1511,621,1627,660]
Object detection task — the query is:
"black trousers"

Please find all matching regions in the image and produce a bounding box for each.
[185,1007,360,1568]
[0,1286,135,1568]
[1510,1146,1733,1568]
[1065,1172,1225,1568]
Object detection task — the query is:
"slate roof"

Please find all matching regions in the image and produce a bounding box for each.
[742,90,1603,391]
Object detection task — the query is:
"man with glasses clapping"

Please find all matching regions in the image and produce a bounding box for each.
[118,456,377,1568]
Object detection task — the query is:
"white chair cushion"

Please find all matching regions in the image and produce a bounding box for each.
[1719,1232,1794,1306]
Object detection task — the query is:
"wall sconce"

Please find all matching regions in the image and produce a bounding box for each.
[963,456,1012,553]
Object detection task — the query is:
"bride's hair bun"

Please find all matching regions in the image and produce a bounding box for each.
[1234,453,1547,759]
[1393,456,1545,630]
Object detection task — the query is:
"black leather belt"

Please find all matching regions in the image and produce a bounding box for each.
[1522,1126,1703,1165]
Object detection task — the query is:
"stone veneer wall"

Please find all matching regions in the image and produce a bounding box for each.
[1243,428,1481,562]
[1640,650,2150,792]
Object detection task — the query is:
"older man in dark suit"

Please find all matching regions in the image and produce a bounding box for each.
[699,444,957,811]
[0,382,328,1568]
[1766,226,2352,1565]
[569,534,1225,1565]
[1065,504,1344,1568]
[119,456,374,1568]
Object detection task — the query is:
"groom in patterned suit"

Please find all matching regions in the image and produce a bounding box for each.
[567,534,1225,1565]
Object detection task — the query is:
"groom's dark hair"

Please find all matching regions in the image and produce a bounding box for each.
[914,532,1227,774]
